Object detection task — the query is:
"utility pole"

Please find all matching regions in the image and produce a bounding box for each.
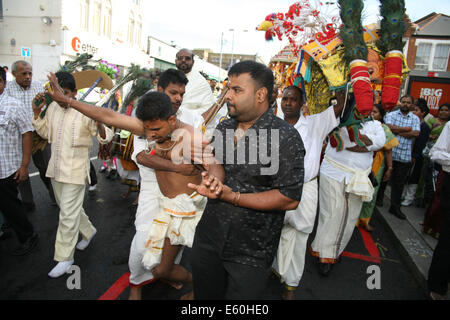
[219,31,224,82]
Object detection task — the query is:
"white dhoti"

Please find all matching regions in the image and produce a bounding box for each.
[141,192,207,271]
[310,172,367,263]
[273,178,318,289]
[128,184,157,286]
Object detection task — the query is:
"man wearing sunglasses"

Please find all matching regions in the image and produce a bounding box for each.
[175,49,226,128]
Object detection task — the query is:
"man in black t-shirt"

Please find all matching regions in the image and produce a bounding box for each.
[188,61,305,299]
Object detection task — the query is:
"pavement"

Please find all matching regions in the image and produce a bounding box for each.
[375,186,446,299]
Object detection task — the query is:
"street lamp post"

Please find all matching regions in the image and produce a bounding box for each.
[230,29,235,67]
[219,31,224,82]
[229,29,248,67]
[218,29,248,81]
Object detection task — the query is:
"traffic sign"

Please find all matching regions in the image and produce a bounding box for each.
[21,47,31,58]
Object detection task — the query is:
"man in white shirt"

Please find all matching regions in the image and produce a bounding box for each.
[310,98,386,276]
[176,49,227,128]
[273,87,344,299]
[427,121,450,300]
[2,66,14,82]
[5,60,55,210]
[0,67,38,256]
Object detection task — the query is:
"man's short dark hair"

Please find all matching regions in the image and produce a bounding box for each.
[0,68,6,82]
[284,86,304,104]
[157,68,188,89]
[136,91,174,122]
[176,48,194,59]
[55,71,76,92]
[400,94,414,104]
[228,60,274,102]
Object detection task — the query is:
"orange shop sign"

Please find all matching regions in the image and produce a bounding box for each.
[71,37,99,55]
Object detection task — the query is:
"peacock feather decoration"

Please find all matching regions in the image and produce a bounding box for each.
[119,69,160,114]
[338,0,368,64]
[377,0,406,56]
[59,53,94,73]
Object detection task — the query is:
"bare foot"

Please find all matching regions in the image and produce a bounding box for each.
[181,290,194,300]
[282,290,295,300]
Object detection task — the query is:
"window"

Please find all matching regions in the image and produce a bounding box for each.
[127,11,141,47]
[80,0,89,31]
[415,43,431,71]
[127,14,135,44]
[433,44,450,71]
[102,0,112,37]
[134,19,142,46]
[415,41,450,71]
[92,1,101,35]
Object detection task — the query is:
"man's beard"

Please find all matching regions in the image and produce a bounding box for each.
[178,64,191,73]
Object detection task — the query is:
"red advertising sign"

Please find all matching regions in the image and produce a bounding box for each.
[409,79,450,116]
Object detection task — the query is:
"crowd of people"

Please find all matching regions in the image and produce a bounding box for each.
[0,51,449,300]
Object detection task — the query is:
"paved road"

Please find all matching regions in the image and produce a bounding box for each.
[1,156,428,301]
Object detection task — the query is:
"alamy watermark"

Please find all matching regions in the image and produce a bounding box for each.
[66,265,81,290]
[366,265,381,290]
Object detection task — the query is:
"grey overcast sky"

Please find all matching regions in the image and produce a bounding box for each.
[143,0,450,64]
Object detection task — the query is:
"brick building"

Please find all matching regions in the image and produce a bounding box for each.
[403,13,450,114]
[404,13,450,72]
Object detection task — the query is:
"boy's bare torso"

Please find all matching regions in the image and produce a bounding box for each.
[153,122,202,199]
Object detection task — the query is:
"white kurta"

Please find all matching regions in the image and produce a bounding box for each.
[311,120,386,262]
[32,102,114,185]
[273,107,339,288]
[430,121,450,173]
[320,120,386,184]
[179,69,216,115]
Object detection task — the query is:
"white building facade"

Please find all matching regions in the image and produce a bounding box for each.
[0,0,153,81]
[1,0,226,82]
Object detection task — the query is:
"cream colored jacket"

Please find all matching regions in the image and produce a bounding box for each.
[33,102,114,185]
